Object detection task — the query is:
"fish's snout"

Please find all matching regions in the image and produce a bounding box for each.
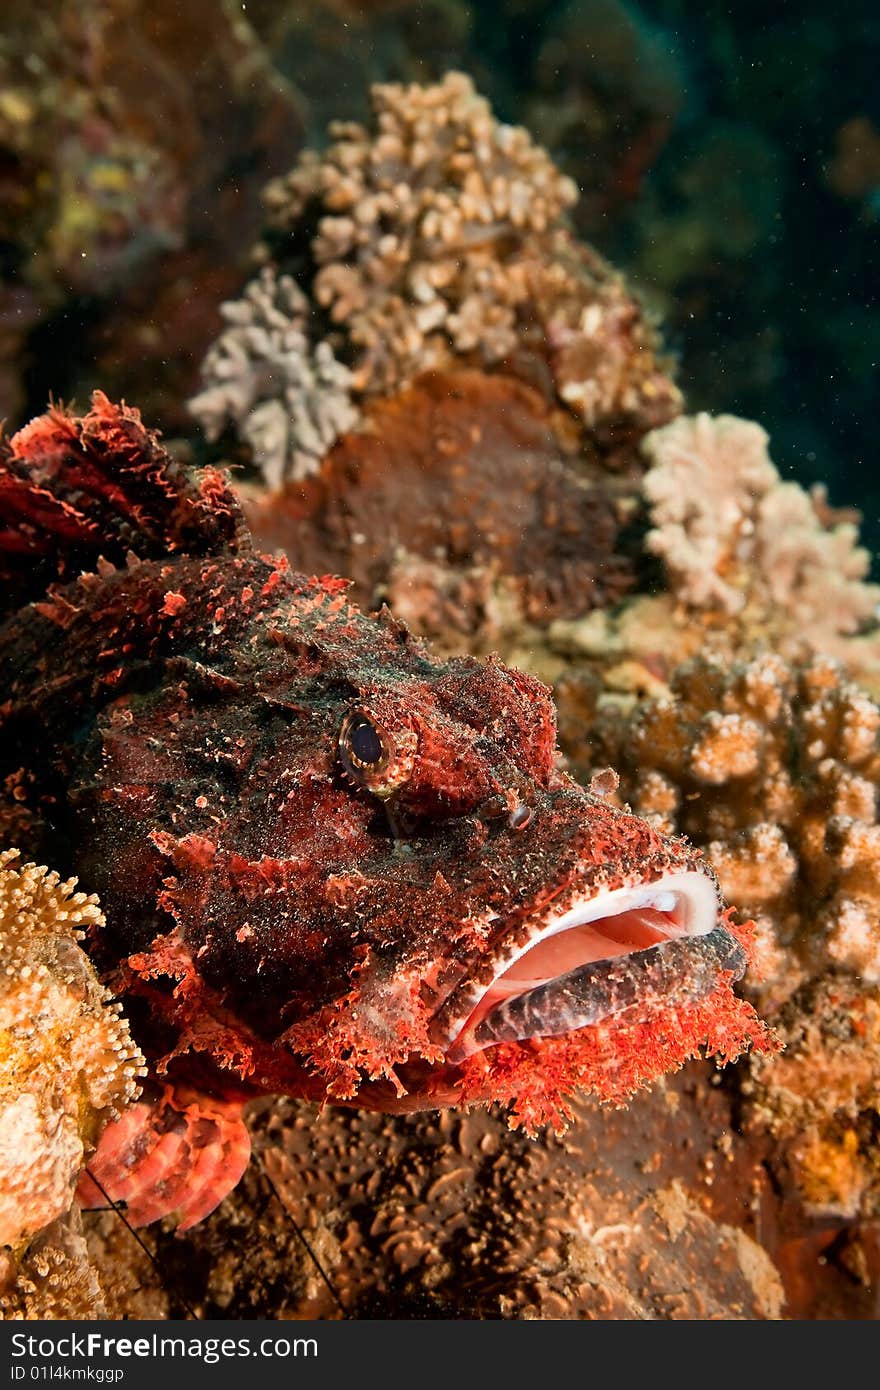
[429,780,732,1064]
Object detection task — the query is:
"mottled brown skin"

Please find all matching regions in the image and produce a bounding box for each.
[0,394,767,1147]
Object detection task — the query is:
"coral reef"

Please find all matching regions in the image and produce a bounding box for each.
[210,73,683,642]
[0,0,304,428]
[84,1076,787,1320]
[247,369,635,625]
[642,413,880,651]
[0,1210,106,1320]
[247,1086,783,1318]
[1,0,875,569]
[578,653,880,1007]
[1,2,877,1321]
[1,392,769,1231]
[260,70,577,385]
[745,974,880,1224]
[0,848,144,1251]
[559,650,880,1226]
[295,404,880,696]
[191,72,680,487]
[530,413,880,710]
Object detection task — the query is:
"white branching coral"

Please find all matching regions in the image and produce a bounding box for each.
[189,266,358,490]
[191,72,680,487]
[642,414,776,611]
[0,849,144,1250]
[642,413,880,644]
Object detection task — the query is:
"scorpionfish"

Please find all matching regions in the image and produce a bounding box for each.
[0,394,770,1229]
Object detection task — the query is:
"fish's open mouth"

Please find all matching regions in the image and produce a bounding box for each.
[439,869,746,1063]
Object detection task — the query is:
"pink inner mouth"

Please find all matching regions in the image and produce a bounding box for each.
[460,905,684,1038]
[443,871,720,1062]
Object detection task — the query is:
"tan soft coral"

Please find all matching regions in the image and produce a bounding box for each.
[0,849,144,1251]
[286,72,579,380]
[191,72,680,487]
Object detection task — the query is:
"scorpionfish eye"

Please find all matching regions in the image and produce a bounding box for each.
[338,708,417,799]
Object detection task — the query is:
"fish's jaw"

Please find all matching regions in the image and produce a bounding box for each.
[432,864,732,1063]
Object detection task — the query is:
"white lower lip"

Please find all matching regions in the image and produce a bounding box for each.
[445,869,718,1048]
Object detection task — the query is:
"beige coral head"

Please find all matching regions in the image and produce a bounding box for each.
[198,69,679,488]
[0,849,145,1249]
[642,411,880,651]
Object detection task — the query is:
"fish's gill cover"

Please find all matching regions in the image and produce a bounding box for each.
[0,393,772,1140]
